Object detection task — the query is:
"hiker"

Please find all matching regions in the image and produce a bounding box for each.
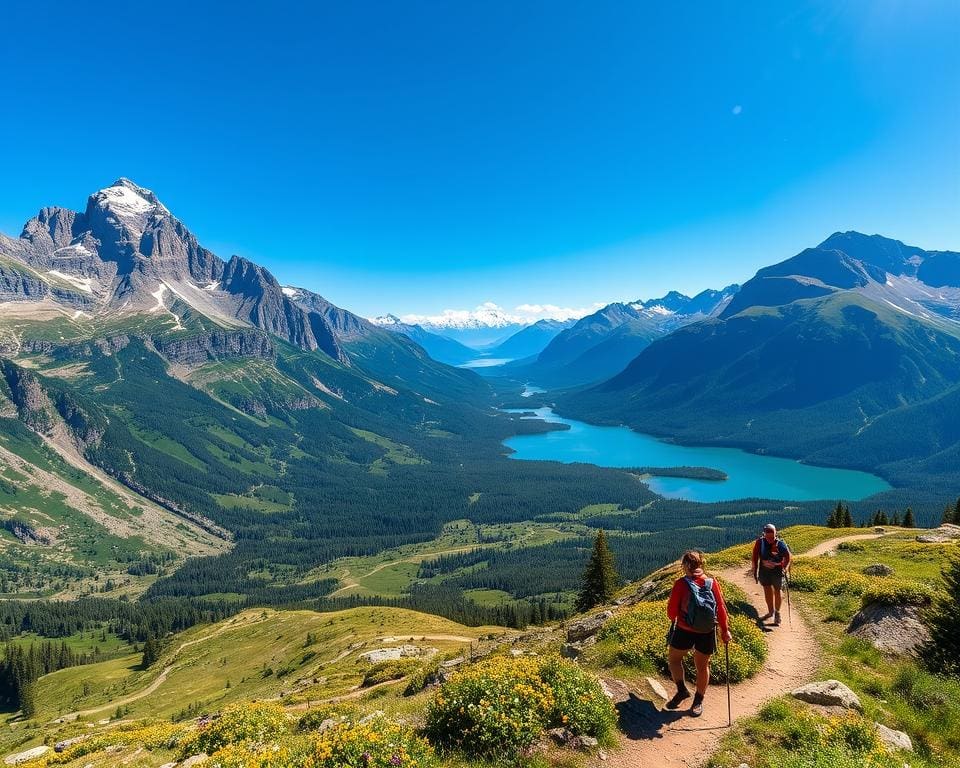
[752,523,791,625]
[665,550,731,716]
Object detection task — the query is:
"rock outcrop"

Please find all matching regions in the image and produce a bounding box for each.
[151,329,275,365]
[846,603,930,656]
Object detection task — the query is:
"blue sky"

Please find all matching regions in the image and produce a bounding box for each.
[1,1,957,319]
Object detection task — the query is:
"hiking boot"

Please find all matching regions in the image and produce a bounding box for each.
[665,688,691,710]
[773,611,781,626]
[690,692,704,717]
[759,611,774,622]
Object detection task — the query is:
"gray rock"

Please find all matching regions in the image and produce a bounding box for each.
[847,604,930,656]
[181,756,209,768]
[4,746,50,765]
[614,580,657,606]
[875,723,913,753]
[578,735,599,749]
[645,676,670,702]
[54,736,88,753]
[874,527,886,534]
[862,563,894,576]
[566,610,613,642]
[560,643,581,659]
[791,680,862,711]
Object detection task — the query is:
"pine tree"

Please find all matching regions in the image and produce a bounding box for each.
[921,549,960,677]
[954,497,960,524]
[943,505,954,525]
[576,529,619,612]
[842,506,853,528]
[141,636,158,669]
[828,501,843,528]
[903,508,915,528]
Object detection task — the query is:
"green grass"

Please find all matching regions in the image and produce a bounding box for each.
[311,519,576,599]
[9,606,496,750]
[128,423,207,471]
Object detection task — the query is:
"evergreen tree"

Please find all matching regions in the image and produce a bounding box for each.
[954,497,960,524]
[141,636,159,669]
[892,512,902,526]
[827,509,838,528]
[903,508,915,528]
[921,549,960,677]
[842,506,853,528]
[576,530,619,612]
[943,505,955,525]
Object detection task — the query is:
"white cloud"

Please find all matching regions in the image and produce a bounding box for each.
[393,301,603,328]
[732,104,743,115]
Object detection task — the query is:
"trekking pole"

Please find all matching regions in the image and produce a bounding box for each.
[724,634,732,727]
[785,571,792,628]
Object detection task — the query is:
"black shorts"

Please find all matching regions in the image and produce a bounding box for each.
[758,567,784,589]
[669,625,716,655]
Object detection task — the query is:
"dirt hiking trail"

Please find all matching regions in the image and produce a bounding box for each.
[606,532,889,767]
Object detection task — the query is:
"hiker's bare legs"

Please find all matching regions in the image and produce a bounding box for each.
[693,650,711,695]
[762,584,775,616]
[668,646,688,689]
[773,587,783,612]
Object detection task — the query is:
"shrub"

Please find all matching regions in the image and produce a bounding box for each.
[206,717,436,768]
[180,701,291,758]
[362,658,421,687]
[308,717,436,768]
[538,656,617,741]
[861,580,933,608]
[424,654,615,760]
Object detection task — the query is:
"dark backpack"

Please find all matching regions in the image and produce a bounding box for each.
[684,576,718,632]
[760,537,786,564]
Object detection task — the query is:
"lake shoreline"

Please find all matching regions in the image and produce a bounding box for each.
[502,404,892,503]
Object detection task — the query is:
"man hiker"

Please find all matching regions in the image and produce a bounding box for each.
[752,523,791,626]
[665,550,732,716]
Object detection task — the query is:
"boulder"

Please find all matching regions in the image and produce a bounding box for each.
[875,723,913,753]
[846,604,930,656]
[917,524,960,544]
[791,680,862,711]
[874,527,886,534]
[181,755,209,768]
[4,746,50,765]
[566,611,613,642]
[862,563,893,576]
[359,644,431,663]
[54,736,88,753]
[560,643,581,659]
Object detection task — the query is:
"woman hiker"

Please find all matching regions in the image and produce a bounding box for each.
[751,523,791,626]
[665,549,732,716]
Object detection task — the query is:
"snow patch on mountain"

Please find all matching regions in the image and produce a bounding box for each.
[46,270,93,293]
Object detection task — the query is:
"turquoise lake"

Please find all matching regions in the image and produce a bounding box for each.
[503,407,892,503]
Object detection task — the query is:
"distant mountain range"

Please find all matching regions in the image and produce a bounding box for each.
[367,314,478,365]
[560,232,960,492]
[502,286,739,386]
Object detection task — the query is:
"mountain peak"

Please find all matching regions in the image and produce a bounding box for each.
[90,178,169,219]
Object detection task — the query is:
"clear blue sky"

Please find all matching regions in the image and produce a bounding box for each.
[1,1,957,318]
